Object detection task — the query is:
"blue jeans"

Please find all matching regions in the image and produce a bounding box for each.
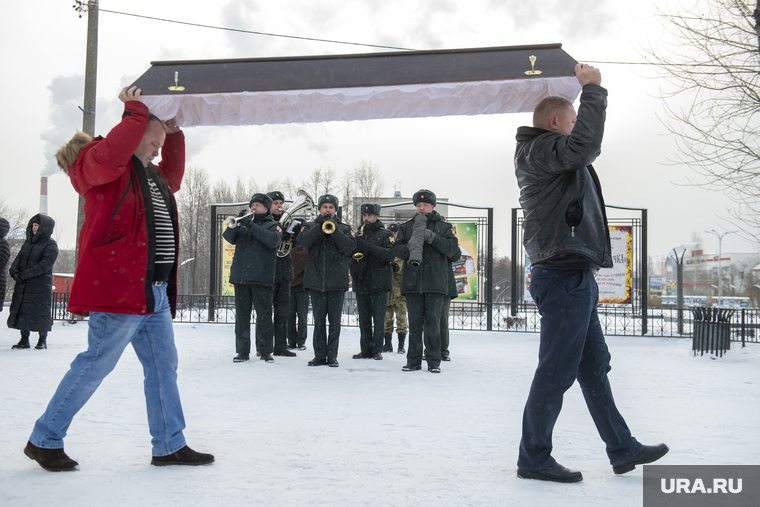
[29,284,187,457]
[517,268,641,470]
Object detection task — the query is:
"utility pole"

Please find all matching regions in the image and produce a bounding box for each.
[74,0,99,261]
[705,229,737,306]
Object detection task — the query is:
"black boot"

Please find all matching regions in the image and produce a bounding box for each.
[382,333,393,352]
[12,333,30,349]
[35,335,48,350]
[397,333,406,354]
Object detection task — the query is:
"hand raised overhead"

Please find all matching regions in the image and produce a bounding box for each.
[118,86,142,103]
[574,63,602,87]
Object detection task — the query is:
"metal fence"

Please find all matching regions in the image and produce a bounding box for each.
[51,292,759,344]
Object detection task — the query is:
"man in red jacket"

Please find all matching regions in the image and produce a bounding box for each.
[24,86,213,472]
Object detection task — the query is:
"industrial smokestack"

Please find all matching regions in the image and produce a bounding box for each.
[40,176,48,216]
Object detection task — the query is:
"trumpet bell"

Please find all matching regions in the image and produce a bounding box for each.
[225,216,238,228]
[322,221,336,234]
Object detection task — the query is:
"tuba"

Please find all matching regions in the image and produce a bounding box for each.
[277,190,314,257]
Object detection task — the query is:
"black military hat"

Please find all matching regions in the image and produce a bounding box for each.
[413,189,436,207]
[387,222,400,233]
[318,194,339,209]
[249,192,273,212]
[267,191,285,203]
[360,202,381,216]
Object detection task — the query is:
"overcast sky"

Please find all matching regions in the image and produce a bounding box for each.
[0,0,754,264]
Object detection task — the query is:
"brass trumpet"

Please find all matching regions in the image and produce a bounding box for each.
[353,224,365,260]
[322,219,336,234]
[226,212,253,229]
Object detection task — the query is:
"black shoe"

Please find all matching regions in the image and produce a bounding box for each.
[402,364,421,371]
[517,463,583,483]
[308,357,327,366]
[612,443,669,474]
[353,352,371,359]
[397,348,405,354]
[428,366,441,373]
[35,336,48,349]
[256,351,260,357]
[287,344,297,350]
[382,333,393,352]
[297,345,307,351]
[274,349,297,357]
[12,336,30,349]
[233,353,250,363]
[373,352,383,360]
[441,356,450,361]
[151,445,214,466]
[397,333,406,353]
[24,441,78,472]
[260,353,274,363]
[327,357,339,367]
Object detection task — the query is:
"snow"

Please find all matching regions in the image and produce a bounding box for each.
[1,322,759,506]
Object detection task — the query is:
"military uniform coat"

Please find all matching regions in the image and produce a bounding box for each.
[296,219,355,291]
[393,211,459,295]
[223,214,282,287]
[351,219,395,294]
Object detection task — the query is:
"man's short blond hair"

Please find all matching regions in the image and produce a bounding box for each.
[533,97,574,130]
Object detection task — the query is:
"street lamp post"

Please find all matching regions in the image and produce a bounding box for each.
[180,258,196,295]
[704,229,737,306]
[669,242,698,335]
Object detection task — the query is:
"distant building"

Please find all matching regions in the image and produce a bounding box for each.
[664,249,760,298]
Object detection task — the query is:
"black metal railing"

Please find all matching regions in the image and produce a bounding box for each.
[48,292,759,344]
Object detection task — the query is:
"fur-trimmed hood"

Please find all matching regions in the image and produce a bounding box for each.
[56,132,93,175]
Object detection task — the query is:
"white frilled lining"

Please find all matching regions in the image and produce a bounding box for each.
[142,76,581,127]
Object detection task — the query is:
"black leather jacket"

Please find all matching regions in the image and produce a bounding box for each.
[514,84,612,269]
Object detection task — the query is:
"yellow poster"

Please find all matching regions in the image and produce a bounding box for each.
[222,224,236,297]
[452,222,478,300]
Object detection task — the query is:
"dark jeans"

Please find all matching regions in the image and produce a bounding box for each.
[272,278,290,352]
[356,291,388,355]
[288,284,309,347]
[406,292,444,368]
[424,296,451,359]
[309,290,344,360]
[234,284,274,355]
[517,268,641,470]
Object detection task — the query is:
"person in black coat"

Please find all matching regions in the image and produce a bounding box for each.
[7,214,59,350]
[351,203,395,360]
[223,193,282,363]
[0,218,10,314]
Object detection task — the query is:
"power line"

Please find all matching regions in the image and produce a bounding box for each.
[99,8,415,52]
[95,8,735,67]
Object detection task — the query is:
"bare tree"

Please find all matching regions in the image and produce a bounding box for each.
[351,160,385,199]
[176,166,212,294]
[644,0,760,245]
[337,171,355,226]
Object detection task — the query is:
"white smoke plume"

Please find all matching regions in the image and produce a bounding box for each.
[40,75,85,177]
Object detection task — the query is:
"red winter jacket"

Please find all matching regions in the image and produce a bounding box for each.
[66,101,185,316]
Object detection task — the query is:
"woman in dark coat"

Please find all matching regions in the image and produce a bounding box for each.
[7,214,58,349]
[0,218,10,313]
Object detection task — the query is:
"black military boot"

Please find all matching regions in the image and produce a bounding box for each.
[35,335,48,350]
[382,333,393,352]
[12,333,30,350]
[397,333,406,354]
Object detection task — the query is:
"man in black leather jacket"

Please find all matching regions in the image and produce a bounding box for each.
[514,64,668,483]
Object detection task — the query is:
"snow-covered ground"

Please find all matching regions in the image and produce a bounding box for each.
[1,322,758,507]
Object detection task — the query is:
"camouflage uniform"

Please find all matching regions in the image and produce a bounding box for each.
[384,256,408,351]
